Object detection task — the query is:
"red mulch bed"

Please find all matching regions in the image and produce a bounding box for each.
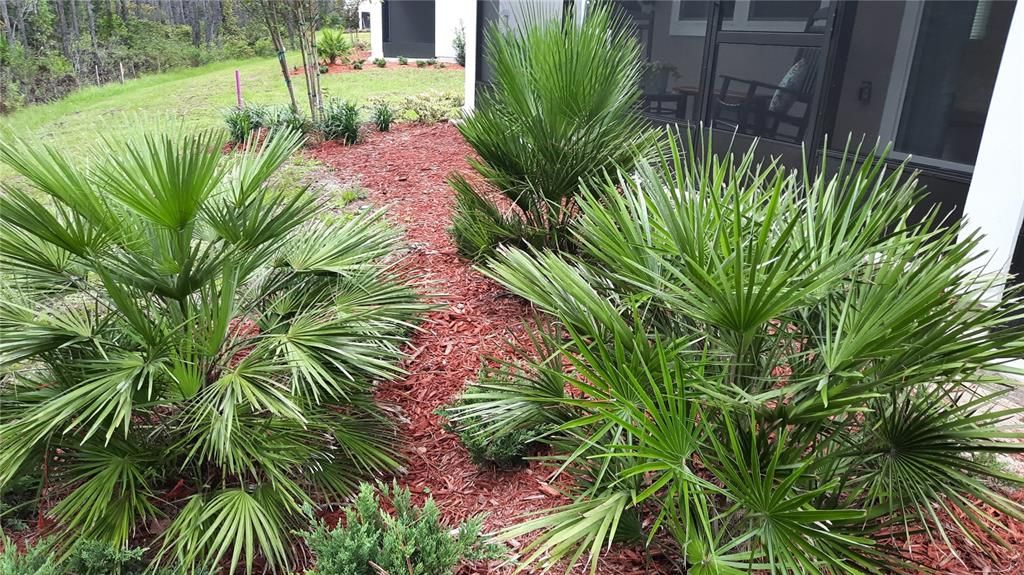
[290,50,463,76]
[309,123,667,574]
[309,123,1024,575]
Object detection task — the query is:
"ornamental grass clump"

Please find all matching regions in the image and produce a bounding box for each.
[0,128,429,574]
[458,131,1024,573]
[450,2,658,260]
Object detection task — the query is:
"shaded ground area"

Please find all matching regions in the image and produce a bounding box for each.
[309,123,1024,575]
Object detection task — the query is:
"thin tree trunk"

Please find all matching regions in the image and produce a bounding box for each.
[190,0,201,46]
[56,0,72,58]
[262,1,298,113]
[70,0,80,40]
[0,0,13,45]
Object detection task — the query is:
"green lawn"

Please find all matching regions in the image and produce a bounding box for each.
[1,49,463,162]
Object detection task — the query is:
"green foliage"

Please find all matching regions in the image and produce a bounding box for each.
[425,58,438,66]
[416,60,427,68]
[222,104,271,144]
[264,105,313,134]
[453,25,466,67]
[318,29,353,64]
[352,62,363,70]
[0,128,428,574]
[475,132,1024,573]
[64,540,147,575]
[398,55,409,65]
[402,91,463,124]
[320,99,362,144]
[0,470,40,533]
[302,482,503,575]
[0,536,58,575]
[370,99,396,132]
[451,3,656,260]
[372,57,387,68]
[441,365,553,469]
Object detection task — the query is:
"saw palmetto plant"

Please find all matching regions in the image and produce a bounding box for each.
[450,2,659,260]
[450,131,1024,573]
[0,128,428,573]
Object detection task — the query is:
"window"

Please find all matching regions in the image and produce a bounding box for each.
[721,0,830,32]
[616,1,708,122]
[828,0,1015,169]
[708,44,822,143]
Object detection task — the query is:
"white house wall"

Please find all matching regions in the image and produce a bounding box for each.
[434,0,465,60]
[960,5,1024,300]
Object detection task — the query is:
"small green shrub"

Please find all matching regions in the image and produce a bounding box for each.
[302,482,502,575]
[319,29,352,64]
[441,367,553,469]
[223,105,264,143]
[402,91,463,124]
[437,62,448,69]
[398,55,409,65]
[265,105,313,134]
[370,99,396,132]
[425,58,438,66]
[320,99,361,144]
[0,536,57,575]
[65,540,147,575]
[352,62,363,70]
[453,24,466,67]
[338,186,368,205]
[319,64,329,74]
[416,60,427,68]
[372,57,386,68]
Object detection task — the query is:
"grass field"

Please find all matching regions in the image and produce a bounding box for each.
[0,45,463,163]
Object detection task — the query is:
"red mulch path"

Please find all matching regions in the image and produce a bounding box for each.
[309,123,668,574]
[290,50,463,75]
[307,123,1024,575]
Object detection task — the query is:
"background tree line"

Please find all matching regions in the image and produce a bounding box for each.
[0,0,364,113]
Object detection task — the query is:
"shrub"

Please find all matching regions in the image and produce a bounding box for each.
[475,133,1024,573]
[0,129,427,574]
[453,24,466,66]
[320,98,361,144]
[416,60,428,68]
[0,536,57,575]
[402,91,463,124]
[450,3,655,260]
[264,104,313,134]
[370,99,396,132]
[319,29,352,64]
[65,540,147,575]
[319,64,329,74]
[223,104,272,143]
[352,62,363,70]
[425,58,438,66]
[437,62,447,69]
[398,55,409,65]
[441,366,554,469]
[372,57,387,68]
[302,482,502,575]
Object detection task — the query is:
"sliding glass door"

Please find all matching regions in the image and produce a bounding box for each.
[701,0,840,162]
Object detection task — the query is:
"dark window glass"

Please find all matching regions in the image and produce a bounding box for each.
[722,0,829,32]
[616,1,708,122]
[827,0,1014,168]
[679,0,733,20]
[749,0,823,21]
[896,0,1013,165]
[708,43,822,143]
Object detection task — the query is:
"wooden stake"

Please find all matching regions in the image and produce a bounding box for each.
[119,62,125,84]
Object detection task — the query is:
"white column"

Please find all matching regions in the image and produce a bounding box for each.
[370,0,384,59]
[463,0,477,113]
[960,5,1024,299]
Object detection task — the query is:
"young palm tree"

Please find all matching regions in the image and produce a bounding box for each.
[450,131,1024,573]
[450,2,659,260]
[0,128,428,573]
